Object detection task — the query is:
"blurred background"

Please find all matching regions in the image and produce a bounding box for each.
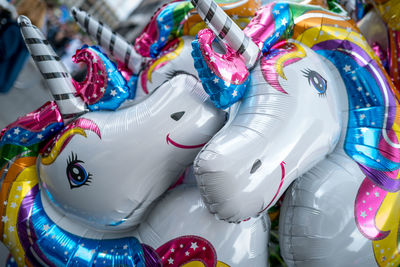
[0,0,167,129]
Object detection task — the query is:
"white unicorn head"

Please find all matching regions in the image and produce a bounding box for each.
[19,15,226,230]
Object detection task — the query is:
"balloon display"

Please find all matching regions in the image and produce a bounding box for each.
[191,1,400,266]
[3,0,400,266]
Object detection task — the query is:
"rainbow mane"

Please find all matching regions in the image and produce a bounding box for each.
[0,102,64,265]
[135,0,260,58]
[243,2,400,266]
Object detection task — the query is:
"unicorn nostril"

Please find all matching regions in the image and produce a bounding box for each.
[250,159,262,174]
[170,111,185,121]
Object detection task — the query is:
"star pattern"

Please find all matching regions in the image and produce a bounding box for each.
[43,224,50,231]
[191,242,198,250]
[360,211,367,218]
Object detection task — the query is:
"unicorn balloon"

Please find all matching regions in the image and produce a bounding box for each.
[190,0,400,265]
[0,9,270,267]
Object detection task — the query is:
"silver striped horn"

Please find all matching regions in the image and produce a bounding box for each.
[191,0,259,68]
[71,7,145,74]
[18,15,86,118]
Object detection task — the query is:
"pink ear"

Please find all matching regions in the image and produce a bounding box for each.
[72,46,107,105]
[192,29,251,109]
[197,29,249,85]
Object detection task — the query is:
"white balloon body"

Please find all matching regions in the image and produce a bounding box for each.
[279,150,377,266]
[194,43,342,222]
[39,75,226,230]
[138,185,270,266]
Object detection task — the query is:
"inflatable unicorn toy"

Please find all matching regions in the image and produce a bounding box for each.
[189,0,400,266]
[70,0,261,105]
[0,9,270,266]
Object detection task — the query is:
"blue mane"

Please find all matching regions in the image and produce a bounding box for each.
[315,46,400,192]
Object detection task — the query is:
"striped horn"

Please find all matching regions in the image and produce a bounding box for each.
[190,0,259,68]
[18,16,86,118]
[71,7,145,74]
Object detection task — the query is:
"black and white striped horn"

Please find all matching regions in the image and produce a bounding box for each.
[71,7,145,74]
[190,0,259,68]
[18,15,86,118]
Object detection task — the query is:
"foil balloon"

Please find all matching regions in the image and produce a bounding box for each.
[38,73,225,230]
[371,0,400,31]
[0,15,233,266]
[191,1,400,265]
[367,0,400,94]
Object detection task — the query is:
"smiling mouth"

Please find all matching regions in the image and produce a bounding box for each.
[166,134,206,149]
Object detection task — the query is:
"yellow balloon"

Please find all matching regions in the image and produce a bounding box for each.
[373,0,400,30]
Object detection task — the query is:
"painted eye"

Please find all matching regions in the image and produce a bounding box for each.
[171,111,185,121]
[302,69,327,95]
[66,152,92,189]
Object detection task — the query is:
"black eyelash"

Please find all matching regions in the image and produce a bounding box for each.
[301,68,327,97]
[67,151,83,165]
[165,70,198,80]
[66,151,92,188]
[84,174,93,185]
[301,68,312,84]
